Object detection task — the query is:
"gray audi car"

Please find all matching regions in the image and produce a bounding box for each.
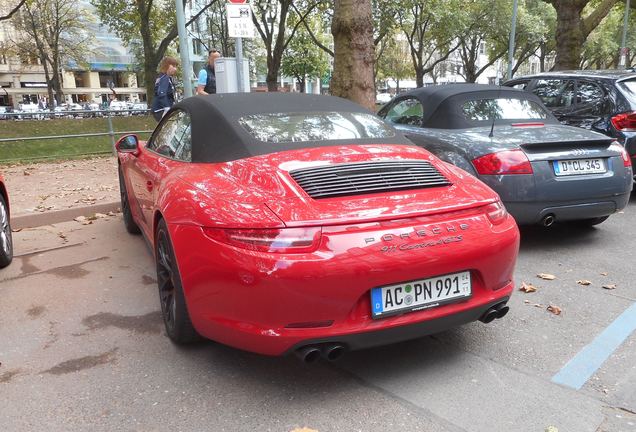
[378,84,633,226]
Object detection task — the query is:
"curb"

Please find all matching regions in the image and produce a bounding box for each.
[12,201,120,230]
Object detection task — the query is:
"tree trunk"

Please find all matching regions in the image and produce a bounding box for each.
[551,2,586,70]
[539,42,546,72]
[331,0,375,111]
[415,67,424,88]
[145,59,157,104]
[266,55,279,91]
[51,55,64,104]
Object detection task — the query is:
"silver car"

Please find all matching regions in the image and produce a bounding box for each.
[379,84,633,226]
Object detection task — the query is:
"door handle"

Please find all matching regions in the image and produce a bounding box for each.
[146,180,153,192]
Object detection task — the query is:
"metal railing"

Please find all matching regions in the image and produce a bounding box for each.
[0,109,154,162]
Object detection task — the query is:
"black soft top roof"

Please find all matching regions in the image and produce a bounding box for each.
[399,84,558,129]
[162,93,410,163]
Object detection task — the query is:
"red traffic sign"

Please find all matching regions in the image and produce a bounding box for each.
[228,0,248,3]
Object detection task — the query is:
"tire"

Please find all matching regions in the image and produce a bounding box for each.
[0,193,13,269]
[572,216,609,227]
[155,219,200,344]
[118,166,141,234]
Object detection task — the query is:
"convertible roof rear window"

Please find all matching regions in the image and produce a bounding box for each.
[239,112,395,143]
[462,98,548,121]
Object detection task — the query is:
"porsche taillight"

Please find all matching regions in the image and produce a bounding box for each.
[472,149,533,175]
[203,227,322,253]
[484,201,508,225]
[611,111,636,131]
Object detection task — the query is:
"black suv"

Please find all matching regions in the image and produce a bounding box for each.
[504,70,636,170]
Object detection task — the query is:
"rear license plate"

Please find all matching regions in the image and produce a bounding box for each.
[553,158,606,176]
[371,271,471,319]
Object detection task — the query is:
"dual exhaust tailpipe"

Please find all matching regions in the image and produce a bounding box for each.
[479,302,509,324]
[295,344,346,363]
[297,304,510,361]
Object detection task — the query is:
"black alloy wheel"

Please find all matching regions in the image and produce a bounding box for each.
[0,194,13,268]
[155,219,199,344]
[118,166,141,234]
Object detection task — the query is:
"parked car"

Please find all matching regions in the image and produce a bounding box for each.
[116,93,520,359]
[378,84,633,227]
[0,174,13,268]
[130,101,148,115]
[0,106,11,120]
[504,70,636,173]
[376,92,393,105]
[109,100,128,115]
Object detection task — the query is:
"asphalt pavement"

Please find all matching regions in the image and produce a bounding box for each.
[1,195,635,432]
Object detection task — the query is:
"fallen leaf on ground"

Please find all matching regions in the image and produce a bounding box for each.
[533,303,543,308]
[290,429,319,432]
[600,272,608,276]
[537,273,556,280]
[519,282,538,293]
[524,300,530,304]
[73,216,92,225]
[602,284,617,290]
[577,280,592,286]
[547,305,562,315]
[545,427,559,432]
[23,170,31,176]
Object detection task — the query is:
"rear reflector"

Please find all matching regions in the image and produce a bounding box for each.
[203,227,322,253]
[472,149,533,175]
[611,111,636,131]
[285,320,334,329]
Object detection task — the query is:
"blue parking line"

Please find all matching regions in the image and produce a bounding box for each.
[552,302,636,390]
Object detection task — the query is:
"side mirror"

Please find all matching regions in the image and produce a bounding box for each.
[115,134,140,156]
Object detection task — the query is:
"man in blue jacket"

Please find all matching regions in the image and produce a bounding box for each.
[196,49,221,95]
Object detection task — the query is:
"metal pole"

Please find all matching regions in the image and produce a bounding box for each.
[507,0,519,80]
[620,0,631,69]
[106,109,116,155]
[236,37,244,92]
[175,0,193,97]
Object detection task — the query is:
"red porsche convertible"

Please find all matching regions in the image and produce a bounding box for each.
[116,94,519,360]
[0,173,12,268]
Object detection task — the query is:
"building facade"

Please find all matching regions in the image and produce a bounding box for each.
[0,1,145,109]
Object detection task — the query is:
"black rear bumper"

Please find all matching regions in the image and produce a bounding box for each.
[285,298,509,355]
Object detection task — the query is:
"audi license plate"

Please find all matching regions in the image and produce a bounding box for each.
[371,271,471,319]
[553,158,606,176]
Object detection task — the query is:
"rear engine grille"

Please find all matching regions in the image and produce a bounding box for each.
[289,160,452,199]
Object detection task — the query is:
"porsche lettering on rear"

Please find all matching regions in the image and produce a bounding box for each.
[364,223,470,245]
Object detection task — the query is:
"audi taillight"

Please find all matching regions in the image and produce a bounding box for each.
[203,227,322,253]
[622,148,632,167]
[472,149,533,175]
[484,201,508,225]
[609,141,632,167]
[610,111,636,131]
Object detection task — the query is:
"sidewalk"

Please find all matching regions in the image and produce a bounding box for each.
[2,157,120,227]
